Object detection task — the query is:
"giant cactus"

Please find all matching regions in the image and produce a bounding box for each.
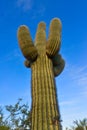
[17,18,65,130]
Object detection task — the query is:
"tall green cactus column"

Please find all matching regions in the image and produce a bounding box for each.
[17,18,65,130]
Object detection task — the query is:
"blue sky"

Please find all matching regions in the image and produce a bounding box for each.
[0,0,87,129]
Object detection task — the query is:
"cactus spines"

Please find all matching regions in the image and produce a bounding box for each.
[17,18,65,130]
[46,18,62,57]
[17,25,38,61]
[35,22,46,53]
[52,54,65,77]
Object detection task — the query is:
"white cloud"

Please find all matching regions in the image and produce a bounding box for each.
[16,0,46,17]
[65,64,87,86]
[64,64,87,99]
[60,100,76,106]
[16,0,33,11]
[31,6,46,19]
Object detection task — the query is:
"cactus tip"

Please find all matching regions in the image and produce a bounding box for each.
[50,17,62,31]
[17,25,29,33]
[38,22,46,30]
[51,18,61,24]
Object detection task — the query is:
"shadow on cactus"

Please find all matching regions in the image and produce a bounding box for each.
[17,18,65,130]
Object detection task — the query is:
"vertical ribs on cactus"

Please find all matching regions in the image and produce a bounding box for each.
[52,54,65,77]
[46,18,62,57]
[17,18,65,130]
[17,25,38,61]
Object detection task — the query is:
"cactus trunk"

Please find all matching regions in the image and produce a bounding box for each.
[31,54,61,130]
[17,18,65,130]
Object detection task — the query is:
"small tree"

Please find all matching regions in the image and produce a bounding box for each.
[73,118,87,130]
[0,106,4,126]
[5,98,31,129]
[0,126,10,130]
[0,99,31,129]
[0,106,10,130]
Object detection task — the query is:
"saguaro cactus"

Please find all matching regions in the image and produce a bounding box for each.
[17,18,65,130]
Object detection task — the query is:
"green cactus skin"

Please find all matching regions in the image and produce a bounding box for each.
[46,18,62,57]
[17,18,65,130]
[17,25,38,61]
[52,54,65,77]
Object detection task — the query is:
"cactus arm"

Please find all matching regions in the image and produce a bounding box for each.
[24,59,31,68]
[35,22,46,55]
[46,18,62,57]
[52,53,62,66]
[35,22,46,45]
[17,25,38,61]
[52,54,65,77]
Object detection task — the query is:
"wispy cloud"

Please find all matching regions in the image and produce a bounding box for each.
[16,0,46,17]
[16,0,33,11]
[31,6,46,19]
[0,49,21,63]
[60,100,76,106]
[65,64,87,86]
[64,64,87,98]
